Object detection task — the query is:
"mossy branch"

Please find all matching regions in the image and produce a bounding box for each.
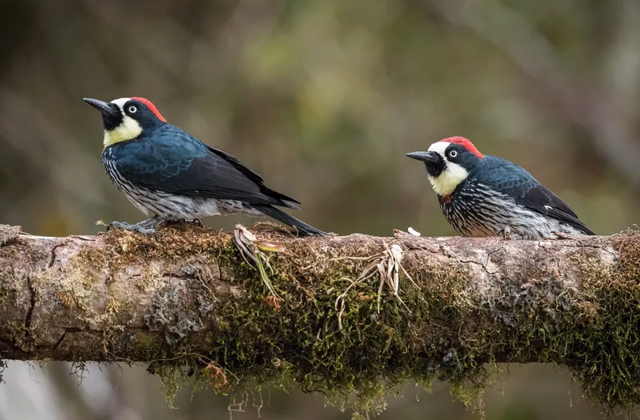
[0,223,639,415]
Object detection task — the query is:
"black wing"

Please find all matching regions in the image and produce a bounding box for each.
[481,157,594,235]
[112,127,300,208]
[512,183,594,235]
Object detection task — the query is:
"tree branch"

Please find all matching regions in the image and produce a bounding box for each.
[1,223,639,412]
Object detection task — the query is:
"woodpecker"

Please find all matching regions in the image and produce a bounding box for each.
[84,96,326,236]
[406,136,594,239]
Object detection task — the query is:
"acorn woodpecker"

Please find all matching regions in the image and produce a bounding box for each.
[84,96,326,236]
[406,136,594,239]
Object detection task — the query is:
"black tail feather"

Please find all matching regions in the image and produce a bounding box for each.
[252,205,328,236]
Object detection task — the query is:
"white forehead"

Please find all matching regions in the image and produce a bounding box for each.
[427,141,450,155]
[111,97,132,110]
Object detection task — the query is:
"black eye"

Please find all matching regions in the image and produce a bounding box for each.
[448,150,458,159]
[127,105,138,113]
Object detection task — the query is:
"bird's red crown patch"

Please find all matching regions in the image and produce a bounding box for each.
[131,97,167,122]
[439,136,484,159]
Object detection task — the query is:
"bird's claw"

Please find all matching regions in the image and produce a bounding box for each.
[498,226,524,241]
[498,226,512,240]
[163,218,204,228]
[498,226,523,240]
[106,219,161,236]
[551,231,576,240]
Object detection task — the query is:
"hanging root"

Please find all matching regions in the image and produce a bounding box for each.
[233,224,286,300]
[334,240,418,329]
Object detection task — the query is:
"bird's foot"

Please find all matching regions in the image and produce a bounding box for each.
[551,231,577,240]
[163,218,204,228]
[107,221,157,235]
[497,226,522,240]
[498,226,512,240]
[106,216,166,236]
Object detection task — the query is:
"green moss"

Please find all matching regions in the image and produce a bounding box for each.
[562,232,640,411]
[110,226,483,417]
[98,227,490,417]
[448,230,640,415]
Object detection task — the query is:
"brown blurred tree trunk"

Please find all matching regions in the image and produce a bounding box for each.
[0,223,638,410]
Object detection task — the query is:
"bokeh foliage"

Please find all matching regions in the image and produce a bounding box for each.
[0,0,639,419]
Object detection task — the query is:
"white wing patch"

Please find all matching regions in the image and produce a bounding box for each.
[426,142,469,196]
[544,205,552,210]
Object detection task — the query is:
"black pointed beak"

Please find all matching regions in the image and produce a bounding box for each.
[83,98,119,118]
[407,150,446,177]
[406,151,440,163]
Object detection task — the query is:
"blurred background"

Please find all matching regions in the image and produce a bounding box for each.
[0,0,638,418]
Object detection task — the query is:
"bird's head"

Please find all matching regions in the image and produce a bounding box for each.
[83,97,167,147]
[407,136,484,196]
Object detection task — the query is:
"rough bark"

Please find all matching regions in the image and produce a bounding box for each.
[0,223,639,412]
